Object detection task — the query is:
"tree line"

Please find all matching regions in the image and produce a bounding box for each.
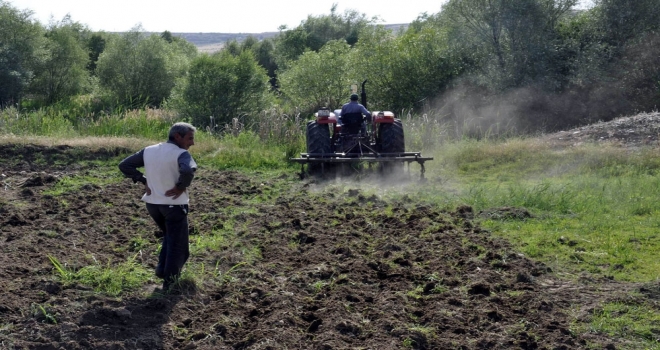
[1,0,658,135]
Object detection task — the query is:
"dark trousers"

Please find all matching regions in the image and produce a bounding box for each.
[146,203,190,283]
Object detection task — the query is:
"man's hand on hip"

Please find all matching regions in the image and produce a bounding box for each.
[165,186,185,199]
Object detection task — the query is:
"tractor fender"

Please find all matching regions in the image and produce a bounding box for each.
[315,116,338,124]
[314,114,338,125]
[372,111,396,124]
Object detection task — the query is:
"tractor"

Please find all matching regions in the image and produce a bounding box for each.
[291,80,432,179]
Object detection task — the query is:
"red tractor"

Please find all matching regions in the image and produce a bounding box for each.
[291,81,432,179]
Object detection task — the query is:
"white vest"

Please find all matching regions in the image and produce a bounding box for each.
[142,142,190,205]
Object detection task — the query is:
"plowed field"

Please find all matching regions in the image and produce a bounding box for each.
[0,140,645,349]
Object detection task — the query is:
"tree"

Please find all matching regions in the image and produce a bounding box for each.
[172,50,270,128]
[0,0,44,107]
[160,30,174,43]
[252,38,278,87]
[278,40,352,112]
[87,32,106,74]
[219,36,279,89]
[349,25,460,112]
[595,0,660,115]
[274,5,373,68]
[224,39,241,56]
[277,19,461,114]
[274,27,309,69]
[615,33,660,113]
[29,15,90,103]
[594,0,660,48]
[95,26,195,108]
[300,5,371,50]
[441,0,577,89]
[240,36,258,52]
[552,0,660,122]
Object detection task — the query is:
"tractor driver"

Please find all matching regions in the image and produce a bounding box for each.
[340,93,372,134]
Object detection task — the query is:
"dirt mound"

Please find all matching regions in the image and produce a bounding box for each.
[544,111,660,148]
[0,144,626,349]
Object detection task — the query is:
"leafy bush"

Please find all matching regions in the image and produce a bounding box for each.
[96,26,195,108]
[168,50,271,129]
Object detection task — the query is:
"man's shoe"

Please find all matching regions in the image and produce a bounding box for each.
[162,280,181,295]
[155,266,164,279]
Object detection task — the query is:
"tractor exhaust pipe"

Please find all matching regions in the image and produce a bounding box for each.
[361,80,368,109]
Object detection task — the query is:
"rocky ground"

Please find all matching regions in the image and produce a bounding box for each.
[2,113,660,349]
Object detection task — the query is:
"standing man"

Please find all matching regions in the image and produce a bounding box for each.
[119,122,197,292]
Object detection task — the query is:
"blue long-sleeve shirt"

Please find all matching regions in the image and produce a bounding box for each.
[340,101,371,119]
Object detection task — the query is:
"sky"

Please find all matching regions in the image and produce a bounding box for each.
[7,0,452,33]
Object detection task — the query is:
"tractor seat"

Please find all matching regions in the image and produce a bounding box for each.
[340,112,364,135]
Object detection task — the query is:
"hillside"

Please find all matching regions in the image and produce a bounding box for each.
[171,23,409,53]
[172,32,278,53]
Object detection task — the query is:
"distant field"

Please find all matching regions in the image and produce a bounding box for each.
[196,42,225,54]
[168,23,409,53]
[172,31,279,47]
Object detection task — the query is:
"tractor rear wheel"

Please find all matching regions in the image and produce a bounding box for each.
[379,119,405,175]
[306,121,331,176]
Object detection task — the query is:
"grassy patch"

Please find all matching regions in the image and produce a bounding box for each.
[416,139,660,282]
[1,107,299,173]
[49,255,151,297]
[0,106,172,139]
[199,131,298,171]
[584,302,660,349]
[43,171,123,196]
[400,138,660,348]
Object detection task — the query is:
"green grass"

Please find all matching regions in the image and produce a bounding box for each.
[49,255,151,297]
[190,227,234,254]
[32,303,58,324]
[584,302,660,349]
[199,131,299,171]
[43,170,124,196]
[414,139,660,282]
[0,106,302,173]
[0,105,172,139]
